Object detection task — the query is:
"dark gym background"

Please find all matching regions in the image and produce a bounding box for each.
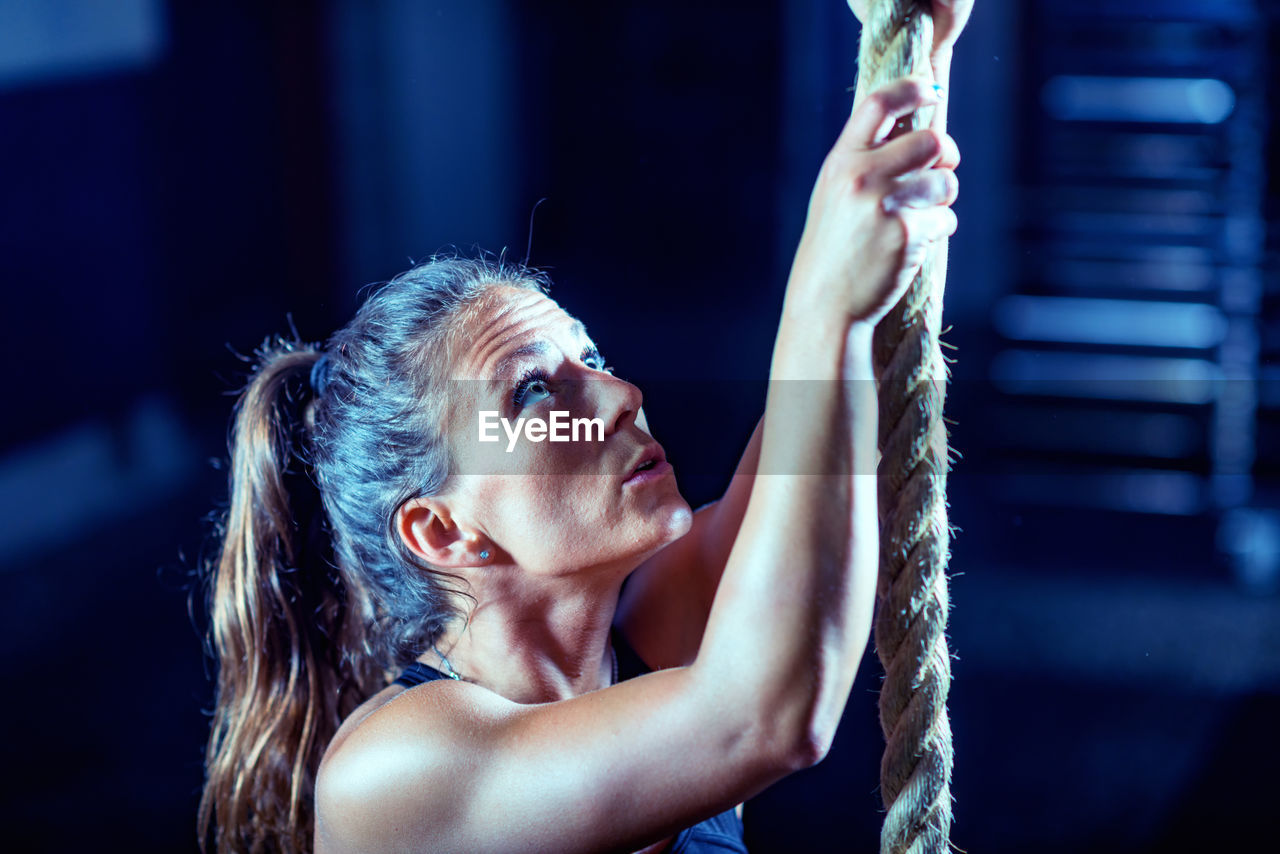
[2,1,1277,851]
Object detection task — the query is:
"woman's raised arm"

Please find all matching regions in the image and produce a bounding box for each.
[620,68,960,672]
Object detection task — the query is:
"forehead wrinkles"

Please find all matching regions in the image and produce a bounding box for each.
[426,287,546,441]
[435,287,541,376]
[459,291,571,380]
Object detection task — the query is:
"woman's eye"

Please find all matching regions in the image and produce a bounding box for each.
[583,348,614,374]
[512,369,553,409]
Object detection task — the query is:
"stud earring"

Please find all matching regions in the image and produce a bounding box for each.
[479,550,490,561]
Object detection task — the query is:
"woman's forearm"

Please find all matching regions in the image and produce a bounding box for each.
[688,71,959,771]
[694,296,879,765]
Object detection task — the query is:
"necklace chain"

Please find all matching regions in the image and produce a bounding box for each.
[431,644,462,680]
[434,644,619,686]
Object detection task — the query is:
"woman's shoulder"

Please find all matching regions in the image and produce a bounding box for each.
[319,673,507,784]
[321,681,403,767]
[315,678,506,852]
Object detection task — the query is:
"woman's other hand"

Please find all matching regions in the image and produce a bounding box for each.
[926,0,974,58]
[786,77,959,328]
[845,1,975,84]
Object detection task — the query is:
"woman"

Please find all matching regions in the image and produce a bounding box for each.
[198,6,969,851]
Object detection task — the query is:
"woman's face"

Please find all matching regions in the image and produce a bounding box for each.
[439,286,693,578]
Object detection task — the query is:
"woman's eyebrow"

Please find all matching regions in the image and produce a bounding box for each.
[492,340,550,382]
[490,320,595,381]
[572,321,603,356]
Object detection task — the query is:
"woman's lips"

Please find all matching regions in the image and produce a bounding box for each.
[622,459,673,486]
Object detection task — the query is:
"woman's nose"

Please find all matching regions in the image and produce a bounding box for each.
[593,373,643,435]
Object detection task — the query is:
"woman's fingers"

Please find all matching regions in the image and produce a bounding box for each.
[868,129,955,181]
[936,132,961,170]
[841,78,942,150]
[892,205,959,280]
[882,168,959,213]
[900,205,959,248]
[796,73,961,326]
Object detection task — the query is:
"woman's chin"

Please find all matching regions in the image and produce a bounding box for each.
[616,500,694,569]
[648,499,694,550]
[666,501,695,540]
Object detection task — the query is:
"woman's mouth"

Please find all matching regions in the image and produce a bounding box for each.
[623,458,672,486]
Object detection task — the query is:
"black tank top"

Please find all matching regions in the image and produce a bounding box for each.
[393,631,749,853]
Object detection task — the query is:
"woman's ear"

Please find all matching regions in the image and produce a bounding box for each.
[395,497,493,567]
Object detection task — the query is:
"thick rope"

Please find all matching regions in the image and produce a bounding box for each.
[855,3,956,853]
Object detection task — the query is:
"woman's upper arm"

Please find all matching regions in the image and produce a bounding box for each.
[316,671,793,854]
[617,416,763,668]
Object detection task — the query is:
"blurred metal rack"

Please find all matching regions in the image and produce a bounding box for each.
[990,0,1278,587]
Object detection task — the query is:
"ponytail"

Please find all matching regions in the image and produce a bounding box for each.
[198,339,380,853]
[197,256,552,851]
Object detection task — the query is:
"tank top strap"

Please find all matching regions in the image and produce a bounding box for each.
[396,633,648,688]
[392,661,452,688]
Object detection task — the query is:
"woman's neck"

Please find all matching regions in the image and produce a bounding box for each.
[424,569,624,703]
